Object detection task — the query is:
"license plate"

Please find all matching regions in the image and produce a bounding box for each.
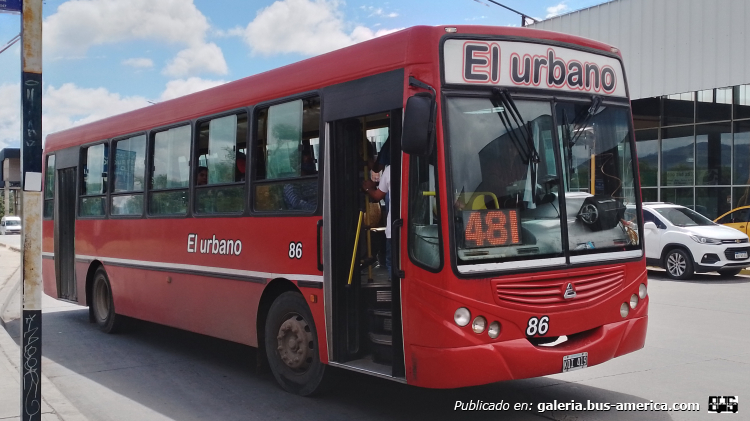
[562,352,588,372]
[735,251,748,259]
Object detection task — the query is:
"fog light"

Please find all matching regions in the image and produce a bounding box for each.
[488,321,501,339]
[620,302,629,318]
[639,283,647,299]
[472,316,487,334]
[454,307,471,327]
[629,294,638,309]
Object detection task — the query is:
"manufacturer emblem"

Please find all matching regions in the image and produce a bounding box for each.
[563,283,577,299]
[736,239,741,243]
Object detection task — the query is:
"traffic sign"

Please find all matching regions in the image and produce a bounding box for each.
[0,0,22,13]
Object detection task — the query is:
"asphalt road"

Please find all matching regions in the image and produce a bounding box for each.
[3,269,749,421]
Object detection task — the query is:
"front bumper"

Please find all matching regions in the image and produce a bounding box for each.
[407,315,647,388]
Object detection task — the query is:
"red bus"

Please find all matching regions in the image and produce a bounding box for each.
[42,25,648,395]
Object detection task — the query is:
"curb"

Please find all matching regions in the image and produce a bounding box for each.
[0,241,21,253]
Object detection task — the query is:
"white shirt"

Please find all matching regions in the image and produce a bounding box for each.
[378,166,391,238]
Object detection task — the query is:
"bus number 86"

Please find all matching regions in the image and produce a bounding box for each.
[288,242,303,259]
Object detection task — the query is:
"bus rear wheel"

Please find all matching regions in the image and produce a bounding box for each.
[91,267,122,333]
[265,291,326,396]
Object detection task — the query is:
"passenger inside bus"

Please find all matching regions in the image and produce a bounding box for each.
[283,151,318,211]
[236,152,246,181]
[196,166,208,186]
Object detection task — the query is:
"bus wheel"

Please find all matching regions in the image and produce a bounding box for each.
[265,291,325,396]
[91,267,122,333]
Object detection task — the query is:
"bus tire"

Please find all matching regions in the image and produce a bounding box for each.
[265,291,326,396]
[91,267,122,333]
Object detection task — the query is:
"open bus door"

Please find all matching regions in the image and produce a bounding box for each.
[326,110,403,378]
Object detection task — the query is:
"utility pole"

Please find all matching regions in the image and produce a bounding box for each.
[20,0,44,420]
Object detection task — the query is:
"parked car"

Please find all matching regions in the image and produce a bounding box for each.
[636,203,750,279]
[0,216,21,235]
[715,205,750,236]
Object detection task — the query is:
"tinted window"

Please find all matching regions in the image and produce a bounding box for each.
[111,135,146,216]
[80,143,108,217]
[150,125,191,215]
[44,155,55,219]
[254,97,320,212]
[194,113,247,214]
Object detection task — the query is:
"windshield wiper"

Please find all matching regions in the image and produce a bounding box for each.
[490,88,540,205]
[569,95,603,147]
[491,88,539,165]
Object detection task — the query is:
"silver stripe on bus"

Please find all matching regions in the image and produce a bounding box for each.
[74,254,323,283]
[569,249,643,264]
[457,257,567,274]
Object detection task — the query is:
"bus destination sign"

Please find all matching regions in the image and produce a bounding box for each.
[463,209,521,248]
[0,0,22,12]
[443,39,627,98]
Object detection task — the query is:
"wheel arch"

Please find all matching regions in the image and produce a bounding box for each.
[256,278,301,364]
[660,243,695,266]
[85,260,105,307]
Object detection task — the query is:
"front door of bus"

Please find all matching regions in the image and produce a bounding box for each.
[327,110,403,376]
[55,167,77,301]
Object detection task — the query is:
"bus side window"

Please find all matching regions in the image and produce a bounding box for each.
[194,113,247,214]
[111,134,146,216]
[253,97,320,213]
[79,142,108,217]
[43,154,55,219]
[149,125,191,216]
[408,149,442,269]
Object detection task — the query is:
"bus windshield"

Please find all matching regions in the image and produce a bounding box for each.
[447,94,640,271]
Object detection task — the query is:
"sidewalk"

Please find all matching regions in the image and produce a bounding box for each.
[0,242,87,421]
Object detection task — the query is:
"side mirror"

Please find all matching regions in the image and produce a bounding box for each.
[402,92,435,157]
[644,221,657,231]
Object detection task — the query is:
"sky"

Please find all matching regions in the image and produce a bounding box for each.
[0,0,604,150]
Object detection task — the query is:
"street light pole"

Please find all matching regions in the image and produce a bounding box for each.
[20,0,43,420]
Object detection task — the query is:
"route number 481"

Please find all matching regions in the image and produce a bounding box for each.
[288,242,303,259]
[526,316,549,336]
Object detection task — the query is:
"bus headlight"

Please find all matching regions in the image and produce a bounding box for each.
[454,308,471,327]
[488,321,501,339]
[620,302,629,318]
[472,316,487,334]
[639,283,647,299]
[629,294,639,309]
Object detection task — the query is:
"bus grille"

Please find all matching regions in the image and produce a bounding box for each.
[493,266,624,308]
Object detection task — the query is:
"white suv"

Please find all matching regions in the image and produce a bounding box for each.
[633,203,750,279]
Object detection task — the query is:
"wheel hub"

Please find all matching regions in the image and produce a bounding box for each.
[276,315,313,371]
[667,253,686,276]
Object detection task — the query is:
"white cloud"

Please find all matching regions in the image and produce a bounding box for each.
[159,77,227,101]
[122,58,154,68]
[546,3,569,18]
[360,6,399,18]
[244,0,402,56]
[43,0,227,76]
[42,83,149,141]
[0,84,20,150]
[213,26,245,38]
[162,43,228,77]
[2,78,229,148]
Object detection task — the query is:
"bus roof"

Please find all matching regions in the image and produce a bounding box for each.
[44,25,618,153]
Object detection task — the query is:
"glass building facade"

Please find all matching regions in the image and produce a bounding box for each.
[632,84,750,220]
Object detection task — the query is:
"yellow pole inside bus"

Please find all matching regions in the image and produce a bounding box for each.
[348,211,363,285]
